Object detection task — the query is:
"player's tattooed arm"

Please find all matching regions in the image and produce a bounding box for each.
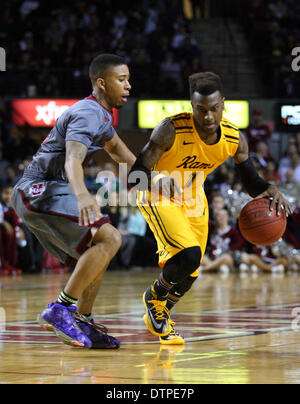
[104,130,136,171]
[233,132,249,164]
[65,140,88,163]
[139,118,176,170]
[65,141,101,226]
[129,118,182,198]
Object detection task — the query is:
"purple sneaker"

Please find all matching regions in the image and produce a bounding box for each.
[37,303,92,348]
[75,314,120,349]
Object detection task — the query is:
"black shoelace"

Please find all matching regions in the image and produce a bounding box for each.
[73,312,108,335]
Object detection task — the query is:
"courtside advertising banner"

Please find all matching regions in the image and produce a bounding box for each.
[277,103,300,131]
[138,100,249,129]
[12,99,119,127]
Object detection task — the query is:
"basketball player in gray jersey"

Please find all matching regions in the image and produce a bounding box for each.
[12,54,136,349]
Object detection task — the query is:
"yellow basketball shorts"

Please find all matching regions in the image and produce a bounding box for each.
[137,195,209,276]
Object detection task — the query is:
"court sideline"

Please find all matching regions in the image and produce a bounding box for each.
[1,270,300,384]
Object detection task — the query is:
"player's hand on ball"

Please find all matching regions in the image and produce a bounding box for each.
[77,192,102,226]
[254,184,293,217]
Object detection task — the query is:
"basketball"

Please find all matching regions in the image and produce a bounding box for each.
[238,198,287,246]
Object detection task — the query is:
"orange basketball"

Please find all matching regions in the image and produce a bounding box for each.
[238,198,287,246]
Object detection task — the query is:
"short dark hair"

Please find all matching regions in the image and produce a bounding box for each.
[89,53,126,84]
[189,72,223,97]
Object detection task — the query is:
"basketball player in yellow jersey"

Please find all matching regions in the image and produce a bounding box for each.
[129,72,292,345]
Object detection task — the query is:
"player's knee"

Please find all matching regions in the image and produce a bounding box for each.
[93,225,122,254]
[183,246,202,271]
[109,229,122,253]
[163,246,202,284]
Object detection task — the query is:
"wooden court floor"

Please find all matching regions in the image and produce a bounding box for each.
[1,269,300,384]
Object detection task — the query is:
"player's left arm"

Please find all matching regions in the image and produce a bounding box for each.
[104,130,136,172]
[234,132,292,216]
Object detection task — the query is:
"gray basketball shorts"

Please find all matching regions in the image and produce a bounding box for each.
[12,179,111,266]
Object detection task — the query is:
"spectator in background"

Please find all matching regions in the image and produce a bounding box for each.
[286,205,300,250]
[264,161,281,186]
[171,24,188,48]
[0,201,7,275]
[5,166,22,186]
[279,152,300,182]
[268,0,288,21]
[190,0,206,19]
[105,189,157,269]
[286,136,298,149]
[0,181,44,274]
[0,186,23,274]
[2,1,203,99]
[116,206,145,269]
[145,3,159,34]
[295,132,300,152]
[252,141,274,170]
[280,167,300,249]
[211,163,229,186]
[201,209,246,273]
[0,143,10,187]
[126,206,157,268]
[281,73,298,98]
[130,47,151,95]
[19,0,40,18]
[96,162,120,196]
[278,142,298,174]
[245,0,300,98]
[103,192,134,235]
[119,207,147,267]
[159,51,183,96]
[240,244,289,273]
[290,153,300,182]
[210,193,227,216]
[219,169,236,199]
[176,35,202,65]
[113,9,128,38]
[4,126,37,163]
[42,249,68,273]
[279,168,300,202]
[84,163,100,194]
[182,56,203,93]
[245,109,271,153]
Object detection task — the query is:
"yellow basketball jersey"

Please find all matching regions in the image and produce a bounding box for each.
[149,112,240,217]
[154,112,240,180]
[136,112,240,265]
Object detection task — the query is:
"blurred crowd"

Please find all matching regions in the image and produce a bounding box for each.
[0,0,203,98]
[2,109,300,276]
[1,0,300,275]
[244,0,300,97]
[1,0,299,99]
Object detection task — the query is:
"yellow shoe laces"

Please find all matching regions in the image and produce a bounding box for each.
[169,320,176,335]
[148,299,170,321]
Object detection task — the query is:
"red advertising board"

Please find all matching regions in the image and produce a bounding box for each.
[12,99,119,127]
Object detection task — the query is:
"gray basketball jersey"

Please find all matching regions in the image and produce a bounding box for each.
[12,94,116,264]
[23,94,115,182]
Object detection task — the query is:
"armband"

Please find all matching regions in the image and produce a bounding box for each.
[128,156,151,190]
[235,158,270,197]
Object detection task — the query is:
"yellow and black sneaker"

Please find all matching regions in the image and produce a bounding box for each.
[143,284,171,337]
[160,320,184,345]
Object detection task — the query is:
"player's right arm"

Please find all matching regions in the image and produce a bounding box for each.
[234,132,292,216]
[65,140,101,226]
[129,118,182,198]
